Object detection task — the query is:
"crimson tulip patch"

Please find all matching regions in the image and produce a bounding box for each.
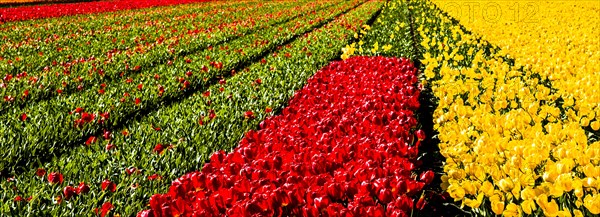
[139,56,433,217]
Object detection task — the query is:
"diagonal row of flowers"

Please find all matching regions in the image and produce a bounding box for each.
[138,56,433,217]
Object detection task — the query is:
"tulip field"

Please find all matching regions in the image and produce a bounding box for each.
[1,0,599,216]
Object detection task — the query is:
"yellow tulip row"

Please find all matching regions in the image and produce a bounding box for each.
[341,0,600,216]
[433,0,600,138]
[420,0,600,216]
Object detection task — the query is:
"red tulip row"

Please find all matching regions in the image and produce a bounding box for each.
[0,0,214,23]
[139,56,432,217]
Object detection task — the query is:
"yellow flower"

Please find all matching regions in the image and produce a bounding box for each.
[557,211,572,217]
[591,121,599,131]
[491,199,505,215]
[498,178,514,192]
[536,194,559,217]
[521,199,536,215]
[370,42,379,53]
[479,181,494,197]
[584,194,600,214]
[447,184,466,201]
[503,203,520,217]
[463,193,484,208]
[382,44,392,52]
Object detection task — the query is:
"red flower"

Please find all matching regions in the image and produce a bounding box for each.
[63,186,76,200]
[85,136,97,146]
[106,143,115,151]
[244,111,255,119]
[416,195,426,210]
[20,113,27,121]
[74,107,84,114]
[48,172,63,185]
[415,129,426,141]
[36,168,46,177]
[100,202,114,217]
[81,112,95,123]
[419,170,435,185]
[103,130,112,140]
[125,167,138,175]
[148,174,162,181]
[77,182,90,194]
[135,98,141,105]
[153,144,166,154]
[101,180,116,192]
[137,83,144,91]
[14,196,23,202]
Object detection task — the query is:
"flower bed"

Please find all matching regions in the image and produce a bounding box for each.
[0,0,213,22]
[139,56,432,217]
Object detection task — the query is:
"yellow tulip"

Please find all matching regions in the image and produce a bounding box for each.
[584,194,600,214]
[447,184,466,201]
[491,199,505,215]
[503,203,520,217]
[479,181,494,197]
[498,178,514,192]
[591,121,600,131]
[521,199,536,215]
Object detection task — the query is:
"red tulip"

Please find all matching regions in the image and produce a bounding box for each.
[415,129,426,141]
[148,174,162,181]
[36,168,46,177]
[20,113,27,121]
[48,172,63,185]
[419,170,435,185]
[125,167,138,175]
[416,196,426,210]
[77,182,90,194]
[244,111,255,119]
[63,186,76,200]
[81,112,95,123]
[101,180,116,192]
[85,136,97,146]
[377,189,393,204]
[153,144,166,154]
[103,130,112,140]
[100,202,114,217]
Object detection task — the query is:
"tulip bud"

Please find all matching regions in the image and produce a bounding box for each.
[77,182,90,194]
[419,170,435,185]
[416,196,426,210]
[378,189,393,204]
[48,172,63,185]
[63,186,76,200]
